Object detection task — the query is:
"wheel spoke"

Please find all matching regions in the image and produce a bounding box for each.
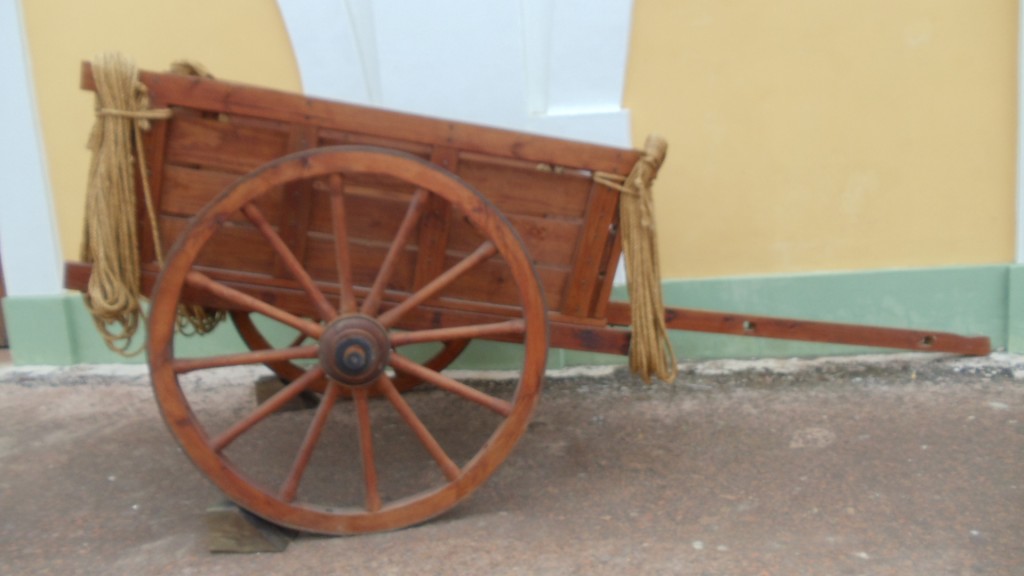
[280,381,342,502]
[390,319,524,346]
[378,374,460,481]
[352,387,382,512]
[185,271,324,339]
[288,331,310,347]
[377,241,497,328]
[361,189,428,316]
[242,203,336,322]
[229,310,309,384]
[327,175,358,315]
[210,366,325,453]
[391,339,470,392]
[389,353,512,417]
[172,345,318,374]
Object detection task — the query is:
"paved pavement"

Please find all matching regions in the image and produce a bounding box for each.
[1,353,1022,575]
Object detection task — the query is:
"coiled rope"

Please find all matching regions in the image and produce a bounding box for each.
[81,52,222,355]
[594,135,678,382]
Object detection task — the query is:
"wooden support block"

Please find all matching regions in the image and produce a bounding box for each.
[254,375,318,411]
[206,500,296,553]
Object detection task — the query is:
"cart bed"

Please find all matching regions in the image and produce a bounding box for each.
[73,64,638,338]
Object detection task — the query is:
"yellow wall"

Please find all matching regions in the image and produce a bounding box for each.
[22,0,300,260]
[625,0,1018,279]
[24,1,1019,280]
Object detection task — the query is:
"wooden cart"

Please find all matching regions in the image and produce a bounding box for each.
[65,62,989,535]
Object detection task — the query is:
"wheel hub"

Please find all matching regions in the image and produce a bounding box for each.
[318,315,390,387]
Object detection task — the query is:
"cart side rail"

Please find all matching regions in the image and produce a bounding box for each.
[80,62,640,175]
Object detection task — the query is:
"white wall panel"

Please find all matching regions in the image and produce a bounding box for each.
[278,0,634,146]
[277,0,380,103]
[0,0,63,296]
[373,1,528,127]
[545,0,633,115]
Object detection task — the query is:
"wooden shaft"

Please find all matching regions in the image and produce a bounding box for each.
[606,302,991,356]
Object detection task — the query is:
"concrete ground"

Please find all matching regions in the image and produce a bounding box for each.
[1,352,1022,575]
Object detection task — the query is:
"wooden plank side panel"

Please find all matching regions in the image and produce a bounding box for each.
[306,181,416,240]
[307,189,411,250]
[440,255,567,312]
[80,64,643,324]
[456,157,591,220]
[272,125,321,278]
[164,115,289,174]
[302,236,417,294]
[81,64,641,175]
[332,173,419,203]
[319,130,432,159]
[160,165,286,222]
[161,164,237,214]
[160,217,276,276]
[447,212,578,271]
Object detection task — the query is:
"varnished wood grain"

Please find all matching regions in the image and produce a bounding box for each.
[83,62,636,323]
[606,302,991,356]
[164,115,289,174]
[561,180,621,317]
[81,62,640,175]
[142,147,548,535]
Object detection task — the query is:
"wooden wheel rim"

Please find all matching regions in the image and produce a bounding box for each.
[147,146,548,534]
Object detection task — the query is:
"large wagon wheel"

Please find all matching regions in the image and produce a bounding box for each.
[229,309,470,392]
[148,146,548,534]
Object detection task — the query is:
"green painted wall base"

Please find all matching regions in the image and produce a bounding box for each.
[1,264,1011,368]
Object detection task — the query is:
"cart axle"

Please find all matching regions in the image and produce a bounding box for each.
[318,315,391,387]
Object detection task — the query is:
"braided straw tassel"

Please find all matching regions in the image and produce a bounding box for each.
[619,135,678,382]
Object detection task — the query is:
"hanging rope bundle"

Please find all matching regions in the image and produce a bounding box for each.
[595,135,678,383]
[81,52,165,354]
[81,52,223,355]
